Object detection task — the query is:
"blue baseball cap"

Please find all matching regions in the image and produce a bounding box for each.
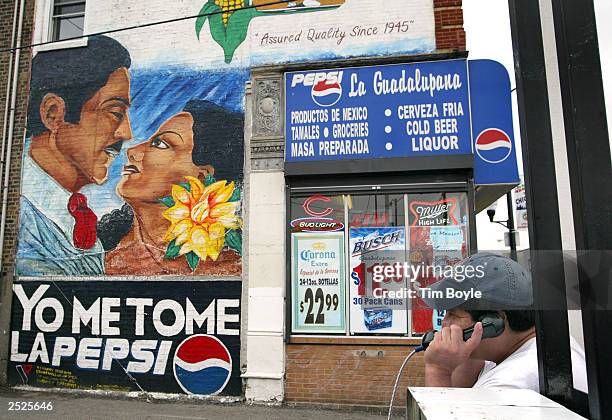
[421,252,533,310]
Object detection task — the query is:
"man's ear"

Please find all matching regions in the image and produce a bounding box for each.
[39,93,66,133]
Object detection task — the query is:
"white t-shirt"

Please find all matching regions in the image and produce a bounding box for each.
[473,336,588,393]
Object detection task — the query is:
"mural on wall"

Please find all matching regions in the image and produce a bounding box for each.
[195,0,346,63]
[9,281,241,395]
[17,36,246,277]
[17,0,436,277]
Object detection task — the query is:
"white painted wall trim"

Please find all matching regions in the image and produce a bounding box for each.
[32,0,89,55]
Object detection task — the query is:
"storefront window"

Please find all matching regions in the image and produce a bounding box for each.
[289,190,470,336]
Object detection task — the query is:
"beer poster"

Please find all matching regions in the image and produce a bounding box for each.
[291,232,345,333]
[408,196,468,333]
[348,227,408,335]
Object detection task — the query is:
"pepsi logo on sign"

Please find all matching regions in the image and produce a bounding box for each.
[173,335,232,395]
[311,79,342,107]
[475,128,512,164]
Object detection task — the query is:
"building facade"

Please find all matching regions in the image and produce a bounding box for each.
[0,0,510,409]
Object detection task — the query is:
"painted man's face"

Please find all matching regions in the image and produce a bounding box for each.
[117,112,206,203]
[55,67,132,185]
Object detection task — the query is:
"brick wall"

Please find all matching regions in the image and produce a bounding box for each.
[285,339,425,409]
[0,0,34,280]
[0,0,34,385]
[434,0,466,51]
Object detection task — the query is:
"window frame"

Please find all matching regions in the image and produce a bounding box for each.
[33,0,88,53]
[50,0,86,42]
[286,178,476,340]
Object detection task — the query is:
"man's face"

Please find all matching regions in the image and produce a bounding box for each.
[442,308,495,360]
[442,308,475,330]
[442,308,489,359]
[56,67,132,185]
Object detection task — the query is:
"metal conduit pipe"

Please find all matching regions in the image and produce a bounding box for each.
[0,0,26,277]
[0,0,20,189]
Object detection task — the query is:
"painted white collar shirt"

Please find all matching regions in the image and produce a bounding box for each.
[16,149,104,276]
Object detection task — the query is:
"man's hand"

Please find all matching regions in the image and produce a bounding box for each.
[424,322,483,387]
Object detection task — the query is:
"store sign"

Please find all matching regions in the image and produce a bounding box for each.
[285,59,519,186]
[409,198,458,226]
[286,60,472,161]
[303,195,334,217]
[351,229,402,254]
[290,217,344,232]
[429,227,464,251]
[514,182,528,229]
[291,233,345,333]
[468,60,520,185]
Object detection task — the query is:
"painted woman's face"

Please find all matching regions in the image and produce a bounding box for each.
[117,112,204,203]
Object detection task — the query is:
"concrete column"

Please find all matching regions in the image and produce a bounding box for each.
[242,73,286,402]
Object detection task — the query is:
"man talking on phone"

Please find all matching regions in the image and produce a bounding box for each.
[421,252,587,392]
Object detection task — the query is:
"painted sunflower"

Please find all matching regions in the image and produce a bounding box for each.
[160,175,242,271]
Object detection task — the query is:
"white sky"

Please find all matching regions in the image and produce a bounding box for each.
[464,0,612,251]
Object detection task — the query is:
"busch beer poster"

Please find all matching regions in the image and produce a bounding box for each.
[9,281,241,396]
[349,227,408,334]
[291,232,345,333]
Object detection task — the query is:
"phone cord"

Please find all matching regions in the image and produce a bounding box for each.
[387,346,423,420]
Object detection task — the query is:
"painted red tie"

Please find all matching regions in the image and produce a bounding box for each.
[68,192,97,250]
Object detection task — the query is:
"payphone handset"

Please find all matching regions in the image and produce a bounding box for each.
[418,314,505,352]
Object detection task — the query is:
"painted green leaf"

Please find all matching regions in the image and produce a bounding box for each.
[229,186,241,202]
[204,174,216,186]
[186,251,200,272]
[179,181,191,192]
[195,1,221,40]
[158,195,175,208]
[206,8,257,64]
[164,239,181,259]
[225,229,242,255]
[221,8,257,63]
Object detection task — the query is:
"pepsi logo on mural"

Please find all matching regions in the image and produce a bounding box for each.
[173,335,232,396]
[475,128,512,164]
[8,282,241,396]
